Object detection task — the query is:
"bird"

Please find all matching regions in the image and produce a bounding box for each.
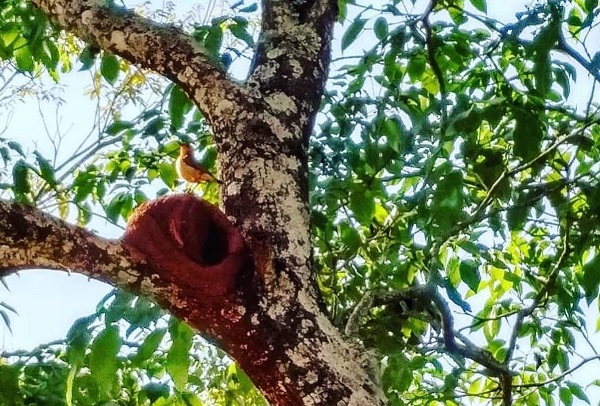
[175,143,222,189]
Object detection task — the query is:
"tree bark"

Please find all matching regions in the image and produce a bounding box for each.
[0,0,387,404]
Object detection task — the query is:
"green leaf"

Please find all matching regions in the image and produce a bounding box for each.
[0,147,10,165]
[78,46,98,70]
[554,66,571,99]
[507,205,528,231]
[140,382,170,404]
[559,387,573,406]
[566,382,590,404]
[142,117,165,137]
[230,19,254,47]
[349,186,375,225]
[239,3,258,13]
[77,202,93,226]
[100,53,120,85]
[431,170,464,230]
[34,151,56,187]
[582,255,600,303]
[533,52,552,96]
[374,17,388,40]
[513,110,544,162]
[133,328,167,366]
[0,365,21,405]
[0,23,20,51]
[585,0,598,11]
[14,44,34,72]
[66,365,76,406]
[448,5,466,25]
[381,117,404,152]
[452,107,482,133]
[341,18,366,51]
[7,141,25,157]
[204,26,223,58]
[339,221,361,254]
[104,192,129,223]
[382,353,412,393]
[105,120,134,135]
[445,283,471,312]
[66,315,95,367]
[89,325,121,397]
[159,161,177,188]
[12,160,31,195]
[169,85,193,130]
[0,309,12,333]
[469,0,487,12]
[337,0,349,22]
[166,320,194,390]
[181,391,204,406]
[407,54,426,82]
[459,259,481,292]
[532,19,560,96]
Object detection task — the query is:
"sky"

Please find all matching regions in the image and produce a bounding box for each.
[2,0,600,402]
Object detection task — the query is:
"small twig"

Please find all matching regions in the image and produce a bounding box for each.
[556,32,600,84]
[514,354,600,389]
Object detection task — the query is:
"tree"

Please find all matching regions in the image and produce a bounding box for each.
[1,0,600,404]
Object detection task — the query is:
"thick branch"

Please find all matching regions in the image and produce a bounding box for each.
[249,0,337,136]
[0,198,143,286]
[31,0,247,121]
[0,196,248,301]
[348,285,511,377]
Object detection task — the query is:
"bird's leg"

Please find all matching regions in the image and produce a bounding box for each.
[184,182,201,195]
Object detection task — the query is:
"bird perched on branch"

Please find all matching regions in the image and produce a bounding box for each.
[176,143,222,189]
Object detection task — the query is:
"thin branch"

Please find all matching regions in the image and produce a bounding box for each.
[557,32,600,84]
[503,219,571,364]
[514,354,600,389]
[421,1,446,97]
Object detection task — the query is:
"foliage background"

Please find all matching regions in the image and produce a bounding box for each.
[1,0,600,405]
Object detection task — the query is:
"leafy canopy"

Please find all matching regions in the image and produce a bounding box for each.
[1,0,600,405]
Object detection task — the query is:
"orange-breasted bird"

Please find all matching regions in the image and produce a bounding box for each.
[175,143,222,185]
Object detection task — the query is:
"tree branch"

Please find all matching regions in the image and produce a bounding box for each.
[0,198,143,286]
[31,0,247,122]
[0,195,249,302]
[514,354,600,389]
[347,284,511,378]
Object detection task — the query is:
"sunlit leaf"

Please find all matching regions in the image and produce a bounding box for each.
[89,325,121,397]
[133,328,167,366]
[166,320,194,390]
